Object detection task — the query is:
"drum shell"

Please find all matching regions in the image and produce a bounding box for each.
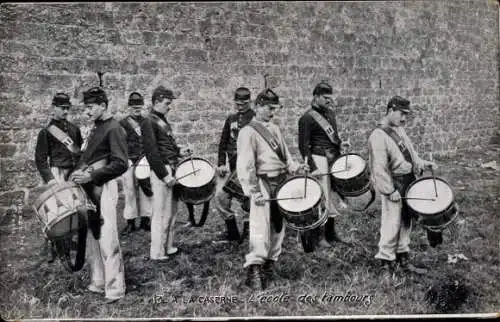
[175,157,217,205]
[330,154,371,197]
[405,176,459,230]
[33,182,95,239]
[276,176,327,231]
[176,180,216,204]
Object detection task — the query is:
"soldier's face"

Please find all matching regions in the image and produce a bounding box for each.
[257,104,278,122]
[154,97,172,114]
[85,102,106,122]
[318,94,334,109]
[234,100,250,113]
[129,105,144,116]
[388,109,408,126]
[53,105,69,120]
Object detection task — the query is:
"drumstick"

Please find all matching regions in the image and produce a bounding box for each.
[345,153,349,171]
[429,152,438,198]
[264,196,304,202]
[176,168,201,180]
[303,156,308,198]
[401,197,436,201]
[190,154,196,175]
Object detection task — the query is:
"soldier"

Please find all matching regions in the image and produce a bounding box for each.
[120,92,152,235]
[70,87,128,304]
[298,81,348,248]
[368,95,437,276]
[237,88,308,290]
[35,92,83,262]
[214,87,255,242]
[141,85,191,261]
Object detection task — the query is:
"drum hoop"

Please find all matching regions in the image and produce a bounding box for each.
[334,181,372,197]
[175,157,216,181]
[276,175,324,200]
[421,204,460,232]
[33,181,81,210]
[284,206,329,231]
[405,175,455,209]
[331,153,367,179]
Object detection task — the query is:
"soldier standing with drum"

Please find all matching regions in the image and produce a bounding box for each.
[120,92,152,235]
[214,87,255,242]
[141,85,191,261]
[298,81,348,248]
[70,87,128,304]
[368,96,437,275]
[237,88,308,291]
[35,93,83,262]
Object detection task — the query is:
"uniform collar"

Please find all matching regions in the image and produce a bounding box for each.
[378,117,399,129]
[152,110,166,119]
[94,115,112,125]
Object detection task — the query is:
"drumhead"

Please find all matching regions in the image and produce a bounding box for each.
[276,177,322,212]
[175,158,215,188]
[330,154,366,179]
[406,178,453,214]
[135,157,150,180]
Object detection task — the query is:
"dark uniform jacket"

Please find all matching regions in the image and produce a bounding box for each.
[35,119,83,183]
[141,110,181,180]
[76,117,128,186]
[298,105,342,172]
[119,115,145,164]
[217,108,255,171]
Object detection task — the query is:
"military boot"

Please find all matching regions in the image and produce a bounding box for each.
[140,217,151,232]
[324,217,345,244]
[262,259,276,289]
[121,219,136,235]
[245,264,264,291]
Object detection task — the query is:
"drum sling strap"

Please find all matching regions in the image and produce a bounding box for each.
[307,109,341,146]
[151,114,210,227]
[126,116,142,137]
[380,126,417,228]
[47,125,81,154]
[248,121,287,163]
[126,117,153,197]
[248,121,289,232]
[258,173,288,233]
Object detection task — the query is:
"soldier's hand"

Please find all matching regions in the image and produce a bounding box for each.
[425,161,438,170]
[253,192,266,206]
[389,190,401,202]
[217,165,229,177]
[69,170,92,184]
[47,179,57,186]
[163,175,176,188]
[341,141,351,150]
[180,146,192,157]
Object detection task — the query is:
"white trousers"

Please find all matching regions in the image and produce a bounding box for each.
[121,160,152,220]
[50,167,70,183]
[374,193,412,261]
[244,178,285,268]
[311,155,341,218]
[86,179,126,300]
[150,171,178,259]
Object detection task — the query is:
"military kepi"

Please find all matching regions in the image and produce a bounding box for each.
[234,87,251,104]
[128,92,144,106]
[52,93,71,107]
[256,88,281,108]
[388,96,410,113]
[313,81,333,96]
[83,87,108,105]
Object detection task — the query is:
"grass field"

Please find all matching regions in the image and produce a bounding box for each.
[0,145,498,319]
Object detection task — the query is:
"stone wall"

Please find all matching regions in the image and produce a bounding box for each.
[0,1,498,212]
